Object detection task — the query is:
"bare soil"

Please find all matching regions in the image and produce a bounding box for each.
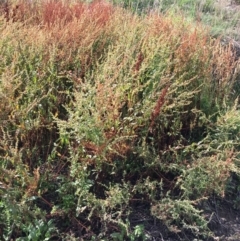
[128,193,240,241]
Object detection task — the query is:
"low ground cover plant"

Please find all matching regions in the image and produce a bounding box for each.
[0,0,240,240]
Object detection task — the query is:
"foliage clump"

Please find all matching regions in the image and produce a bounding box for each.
[0,0,240,240]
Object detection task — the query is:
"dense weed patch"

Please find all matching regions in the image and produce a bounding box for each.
[0,0,240,240]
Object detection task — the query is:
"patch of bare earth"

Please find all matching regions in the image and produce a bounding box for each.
[204,197,240,241]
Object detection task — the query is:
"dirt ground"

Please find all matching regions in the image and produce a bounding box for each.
[128,188,240,240]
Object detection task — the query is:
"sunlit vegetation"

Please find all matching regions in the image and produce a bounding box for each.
[0,0,240,240]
